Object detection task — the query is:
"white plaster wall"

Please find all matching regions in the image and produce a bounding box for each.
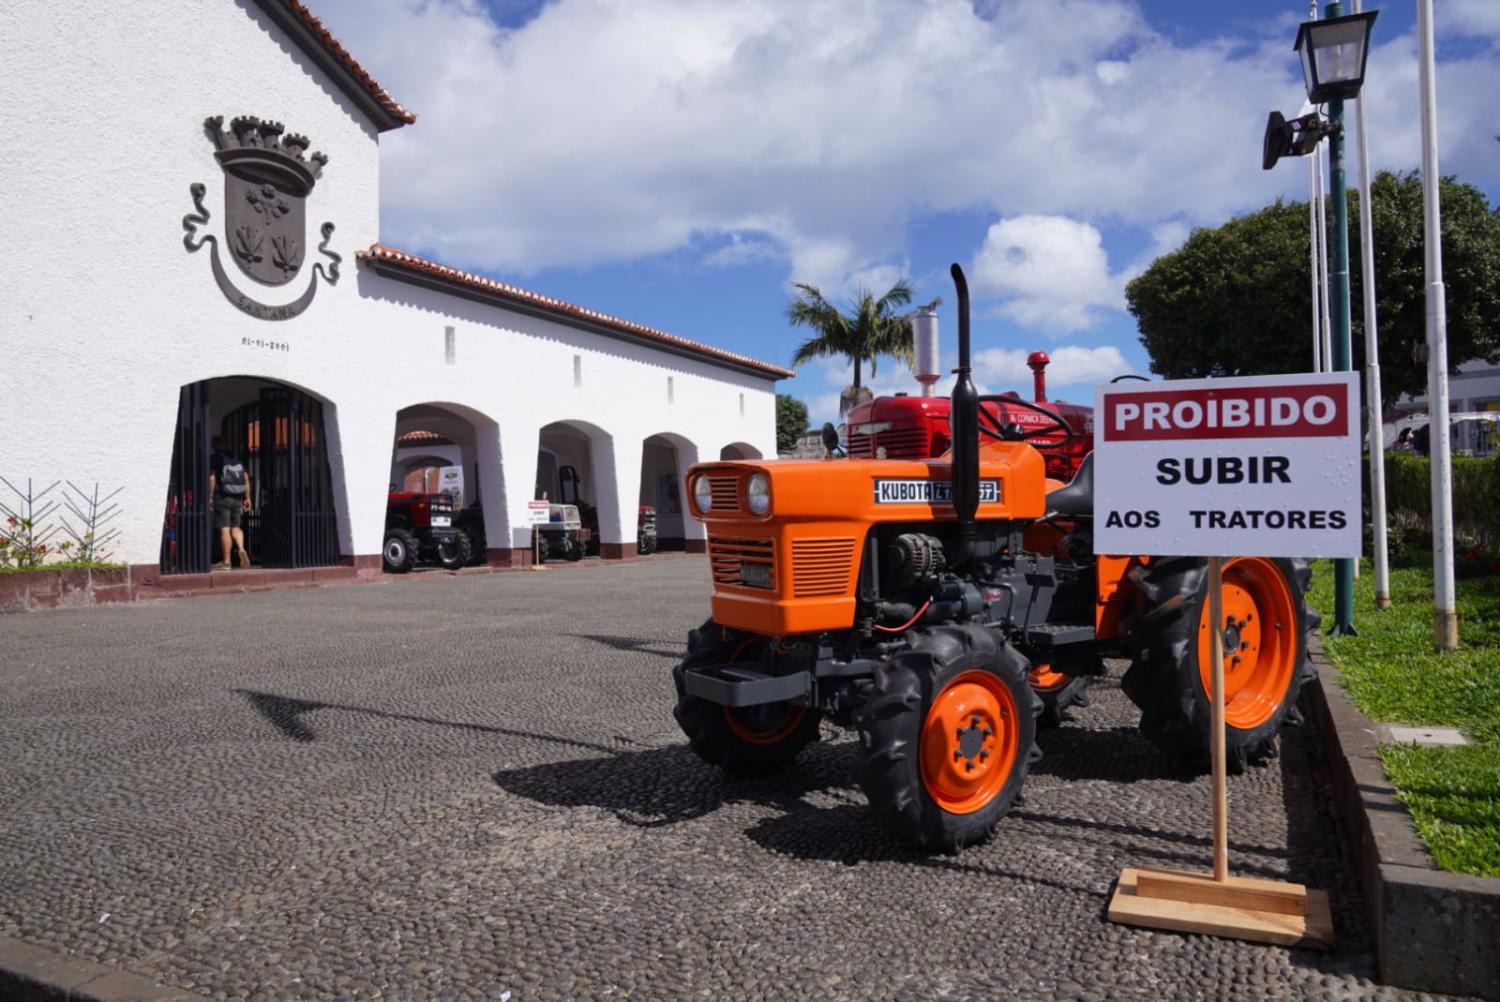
[0,0,778,567]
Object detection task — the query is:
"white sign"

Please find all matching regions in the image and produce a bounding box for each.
[439,465,464,508]
[526,500,551,526]
[1093,372,1361,558]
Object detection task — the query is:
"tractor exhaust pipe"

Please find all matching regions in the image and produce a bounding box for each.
[948,263,979,568]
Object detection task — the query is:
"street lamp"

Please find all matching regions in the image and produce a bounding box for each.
[1263,2,1377,637]
[1294,11,1378,102]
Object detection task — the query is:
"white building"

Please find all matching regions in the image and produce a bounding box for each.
[1,0,788,581]
[1384,361,1500,456]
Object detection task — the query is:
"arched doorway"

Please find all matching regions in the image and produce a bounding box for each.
[720,442,762,460]
[161,378,340,574]
[537,420,610,557]
[387,403,504,568]
[640,432,699,553]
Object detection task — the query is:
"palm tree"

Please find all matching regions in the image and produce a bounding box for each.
[787,281,916,410]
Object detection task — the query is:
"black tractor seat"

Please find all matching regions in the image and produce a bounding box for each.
[1046,451,1093,517]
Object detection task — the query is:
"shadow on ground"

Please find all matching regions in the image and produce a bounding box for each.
[234,688,636,753]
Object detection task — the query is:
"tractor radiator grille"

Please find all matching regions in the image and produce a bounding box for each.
[848,428,930,459]
[707,475,741,512]
[791,538,857,597]
[709,536,774,589]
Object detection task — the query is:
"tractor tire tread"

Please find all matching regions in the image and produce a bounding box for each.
[1121,556,1315,774]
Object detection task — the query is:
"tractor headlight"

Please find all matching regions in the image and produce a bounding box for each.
[692,474,713,512]
[746,472,771,515]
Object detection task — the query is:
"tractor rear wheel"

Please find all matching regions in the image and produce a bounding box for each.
[436,532,472,570]
[1028,663,1091,728]
[856,625,1040,852]
[672,620,821,776]
[382,528,420,573]
[1121,557,1318,773]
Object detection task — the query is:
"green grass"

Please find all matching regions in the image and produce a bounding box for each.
[1308,558,1500,877]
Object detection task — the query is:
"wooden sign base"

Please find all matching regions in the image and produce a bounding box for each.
[1108,868,1333,950]
[1106,556,1334,951]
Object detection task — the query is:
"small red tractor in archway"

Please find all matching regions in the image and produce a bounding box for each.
[383,491,472,572]
[672,265,1318,851]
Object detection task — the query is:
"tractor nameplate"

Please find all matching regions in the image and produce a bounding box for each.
[873,479,1000,505]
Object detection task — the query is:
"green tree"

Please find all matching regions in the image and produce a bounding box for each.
[787,281,916,399]
[1127,170,1500,403]
[775,393,809,454]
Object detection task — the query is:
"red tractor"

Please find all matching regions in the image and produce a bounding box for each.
[383,491,472,572]
[846,351,1094,483]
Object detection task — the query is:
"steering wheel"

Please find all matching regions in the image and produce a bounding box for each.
[976,395,1074,449]
[1110,373,1150,383]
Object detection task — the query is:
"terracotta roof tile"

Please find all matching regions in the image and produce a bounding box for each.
[282,0,416,125]
[358,244,795,380]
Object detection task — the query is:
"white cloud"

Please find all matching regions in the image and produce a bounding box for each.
[1441,0,1500,40]
[311,0,1498,291]
[971,215,1121,333]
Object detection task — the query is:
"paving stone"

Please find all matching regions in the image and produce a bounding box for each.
[0,562,1473,1000]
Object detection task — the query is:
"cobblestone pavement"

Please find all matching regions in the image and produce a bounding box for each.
[0,562,1462,1001]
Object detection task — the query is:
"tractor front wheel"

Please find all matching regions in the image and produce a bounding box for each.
[672,620,820,776]
[856,625,1040,852]
[436,532,472,570]
[1121,556,1318,773]
[382,529,420,573]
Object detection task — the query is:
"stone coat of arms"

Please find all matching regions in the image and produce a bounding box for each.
[183,116,340,321]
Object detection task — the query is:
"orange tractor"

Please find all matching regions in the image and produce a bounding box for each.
[672,265,1318,851]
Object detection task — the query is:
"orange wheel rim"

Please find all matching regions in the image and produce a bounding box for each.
[920,670,1020,815]
[1028,663,1071,692]
[723,704,806,745]
[1196,557,1298,730]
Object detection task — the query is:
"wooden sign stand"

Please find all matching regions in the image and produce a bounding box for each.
[1106,556,1334,950]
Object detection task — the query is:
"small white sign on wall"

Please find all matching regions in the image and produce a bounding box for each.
[1094,372,1361,558]
[439,465,464,508]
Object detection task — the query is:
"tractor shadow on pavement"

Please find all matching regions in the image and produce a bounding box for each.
[492,737,858,829]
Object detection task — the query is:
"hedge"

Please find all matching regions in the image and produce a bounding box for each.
[1371,451,1500,548]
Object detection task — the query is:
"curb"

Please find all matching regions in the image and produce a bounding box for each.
[0,935,200,1001]
[1304,637,1500,999]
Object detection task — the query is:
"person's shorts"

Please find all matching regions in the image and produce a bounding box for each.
[213,497,244,529]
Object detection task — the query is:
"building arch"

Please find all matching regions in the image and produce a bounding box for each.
[640,431,702,553]
[161,375,343,574]
[388,401,508,566]
[720,442,762,460]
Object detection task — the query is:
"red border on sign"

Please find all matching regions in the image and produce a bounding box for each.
[1103,384,1348,442]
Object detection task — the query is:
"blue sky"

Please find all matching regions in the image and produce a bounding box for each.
[315,0,1499,424]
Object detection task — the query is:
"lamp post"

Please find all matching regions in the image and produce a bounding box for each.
[1284,2,1376,635]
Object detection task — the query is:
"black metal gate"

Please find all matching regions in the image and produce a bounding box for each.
[161,382,339,573]
[161,382,212,574]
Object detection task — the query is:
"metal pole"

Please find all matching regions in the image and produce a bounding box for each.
[1209,555,1229,883]
[1325,0,1356,635]
[1417,0,1458,651]
[1315,147,1334,371]
[1308,154,1324,372]
[1354,0,1390,608]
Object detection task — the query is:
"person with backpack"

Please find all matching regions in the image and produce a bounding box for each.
[208,435,252,569]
